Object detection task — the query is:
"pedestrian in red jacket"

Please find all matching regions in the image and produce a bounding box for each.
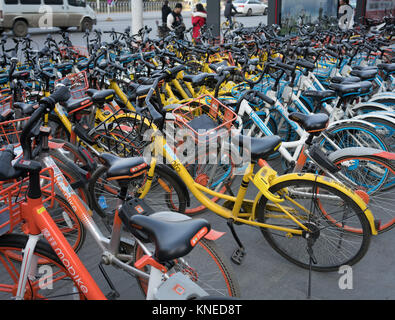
[192,3,207,42]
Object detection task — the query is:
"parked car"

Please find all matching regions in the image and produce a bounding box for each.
[233,0,268,16]
[0,0,97,37]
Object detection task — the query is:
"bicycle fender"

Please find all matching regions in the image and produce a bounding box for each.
[149,211,225,241]
[327,119,376,130]
[158,164,190,207]
[269,173,378,235]
[328,147,395,162]
[353,113,395,126]
[351,101,393,113]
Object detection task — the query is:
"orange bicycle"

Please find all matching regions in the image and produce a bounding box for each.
[0,84,240,300]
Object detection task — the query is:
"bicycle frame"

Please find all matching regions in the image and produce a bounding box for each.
[14,153,158,300]
[143,133,377,235]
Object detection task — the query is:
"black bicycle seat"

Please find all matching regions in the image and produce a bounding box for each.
[100,154,148,179]
[128,214,211,262]
[288,112,329,134]
[232,135,282,161]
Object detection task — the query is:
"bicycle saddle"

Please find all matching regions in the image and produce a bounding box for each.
[100,154,148,179]
[183,73,216,86]
[128,214,211,262]
[288,112,329,134]
[302,90,336,101]
[232,135,282,161]
[13,102,38,116]
[330,76,361,83]
[328,81,372,96]
[350,68,378,81]
[60,96,93,114]
[11,70,31,81]
[128,83,152,96]
[86,89,115,105]
[377,63,395,73]
[352,65,378,71]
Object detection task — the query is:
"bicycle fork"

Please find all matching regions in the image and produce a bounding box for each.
[14,235,40,300]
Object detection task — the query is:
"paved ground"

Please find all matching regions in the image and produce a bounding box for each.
[3,10,395,301]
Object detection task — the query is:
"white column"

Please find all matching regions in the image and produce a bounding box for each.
[131,0,143,35]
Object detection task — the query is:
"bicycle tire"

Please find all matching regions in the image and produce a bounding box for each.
[133,238,241,298]
[88,164,187,221]
[317,122,390,152]
[39,191,86,253]
[255,177,371,271]
[47,113,70,142]
[360,116,395,151]
[48,151,91,208]
[0,234,86,300]
[183,147,235,215]
[49,138,93,173]
[329,154,395,233]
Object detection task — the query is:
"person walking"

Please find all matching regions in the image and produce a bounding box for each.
[167,2,185,39]
[224,0,239,25]
[161,0,172,26]
[192,3,207,42]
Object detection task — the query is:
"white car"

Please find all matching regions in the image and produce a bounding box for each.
[233,0,268,16]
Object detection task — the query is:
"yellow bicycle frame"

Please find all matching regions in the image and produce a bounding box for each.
[139,134,378,236]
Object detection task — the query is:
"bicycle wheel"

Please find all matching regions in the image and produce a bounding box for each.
[0,234,86,300]
[88,165,187,221]
[361,116,395,151]
[329,154,395,233]
[255,177,371,271]
[317,122,390,152]
[49,152,91,208]
[133,238,240,298]
[49,138,93,173]
[184,147,235,215]
[36,192,86,252]
[47,114,70,142]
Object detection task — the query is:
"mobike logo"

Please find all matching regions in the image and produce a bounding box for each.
[41,228,88,295]
[55,247,88,294]
[55,175,77,211]
[190,227,208,247]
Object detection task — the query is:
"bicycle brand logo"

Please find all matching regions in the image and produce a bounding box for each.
[190,227,208,247]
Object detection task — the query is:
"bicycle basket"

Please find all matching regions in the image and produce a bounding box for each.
[0,116,30,150]
[0,166,55,236]
[59,46,89,60]
[172,95,237,143]
[55,71,89,99]
[0,96,12,113]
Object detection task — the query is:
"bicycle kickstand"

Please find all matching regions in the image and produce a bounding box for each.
[99,263,120,300]
[227,219,246,265]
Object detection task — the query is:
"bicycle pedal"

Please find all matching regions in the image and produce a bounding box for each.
[231,248,246,265]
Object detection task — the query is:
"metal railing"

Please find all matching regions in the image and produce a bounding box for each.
[87,0,182,14]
